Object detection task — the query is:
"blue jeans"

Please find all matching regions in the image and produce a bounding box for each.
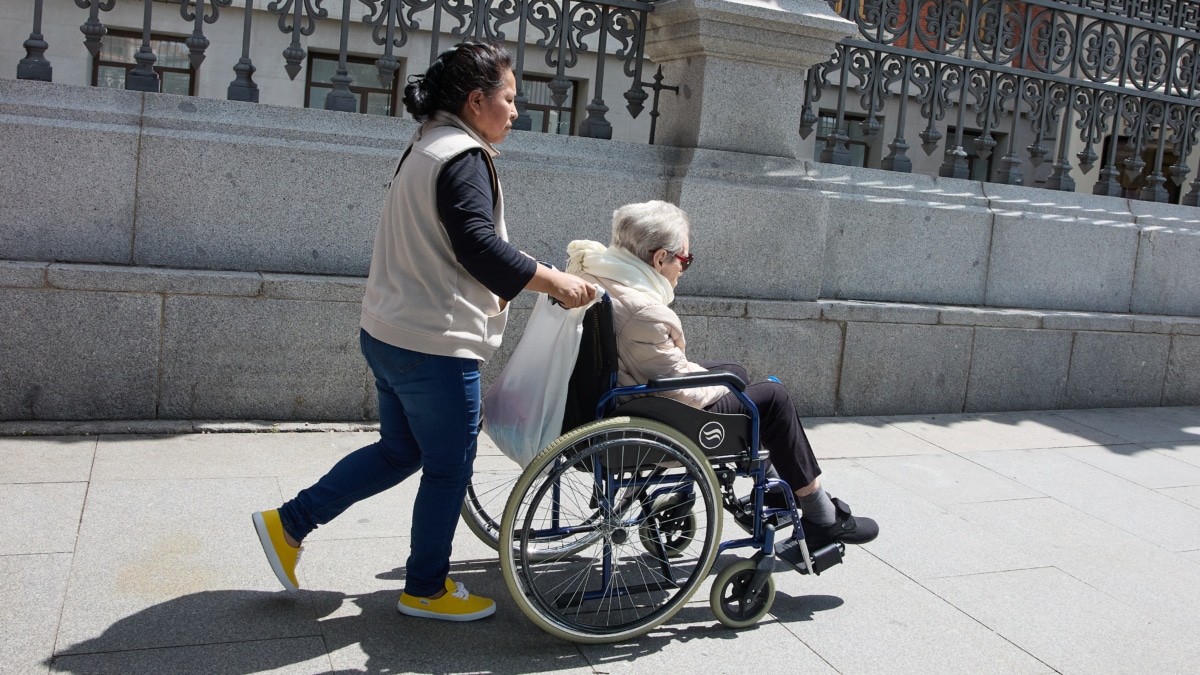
[278,329,481,597]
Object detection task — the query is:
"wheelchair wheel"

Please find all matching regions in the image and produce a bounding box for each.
[460,456,522,552]
[638,492,697,559]
[709,558,775,629]
[463,455,602,561]
[500,417,722,644]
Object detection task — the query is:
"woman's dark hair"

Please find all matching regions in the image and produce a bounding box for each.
[402,42,514,121]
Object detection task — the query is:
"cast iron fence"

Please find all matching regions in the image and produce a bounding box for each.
[16,0,667,140]
[804,0,1200,204]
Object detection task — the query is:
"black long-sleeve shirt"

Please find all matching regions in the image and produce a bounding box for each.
[436,149,538,302]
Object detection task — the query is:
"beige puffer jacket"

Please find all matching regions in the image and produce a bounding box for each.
[581,273,727,409]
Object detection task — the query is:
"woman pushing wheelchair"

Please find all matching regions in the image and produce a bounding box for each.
[566,200,878,550]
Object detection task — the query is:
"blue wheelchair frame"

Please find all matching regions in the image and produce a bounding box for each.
[593,378,819,583]
[519,293,836,616]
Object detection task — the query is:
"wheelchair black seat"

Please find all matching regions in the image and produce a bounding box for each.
[611,396,750,463]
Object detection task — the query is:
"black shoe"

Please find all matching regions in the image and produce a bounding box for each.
[800,497,878,548]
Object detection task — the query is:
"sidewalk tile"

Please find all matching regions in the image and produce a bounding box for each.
[884,411,1126,452]
[1144,442,1200,470]
[0,437,95,484]
[49,636,330,674]
[769,551,1048,674]
[1056,443,1200,489]
[803,416,946,459]
[318,569,595,675]
[91,432,373,481]
[580,584,835,674]
[1159,485,1200,508]
[816,459,1040,580]
[951,497,1200,626]
[923,566,1200,673]
[0,553,71,675]
[0,483,86,555]
[855,452,1043,505]
[56,478,320,654]
[1053,406,1200,444]
[964,448,1200,552]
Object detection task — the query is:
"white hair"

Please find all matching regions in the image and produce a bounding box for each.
[610,200,689,264]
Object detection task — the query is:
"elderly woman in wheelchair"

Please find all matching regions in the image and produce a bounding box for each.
[468,200,877,643]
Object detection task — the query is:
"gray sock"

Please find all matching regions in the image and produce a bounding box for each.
[797,485,837,526]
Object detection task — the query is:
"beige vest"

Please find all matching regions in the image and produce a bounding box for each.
[360,114,509,361]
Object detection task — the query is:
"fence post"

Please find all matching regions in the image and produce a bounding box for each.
[643,0,854,158]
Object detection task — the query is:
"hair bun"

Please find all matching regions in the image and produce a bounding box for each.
[401,42,514,122]
[402,74,437,119]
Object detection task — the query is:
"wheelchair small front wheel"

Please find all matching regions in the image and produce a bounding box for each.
[710,558,775,629]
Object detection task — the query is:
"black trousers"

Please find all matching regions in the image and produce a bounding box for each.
[700,361,822,491]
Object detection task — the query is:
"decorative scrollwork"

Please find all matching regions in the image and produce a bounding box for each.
[73,0,114,8]
[488,0,526,43]
[1126,27,1172,92]
[267,0,328,80]
[267,0,327,37]
[527,0,562,51]
[1077,17,1124,84]
[180,0,233,69]
[812,0,1200,200]
[361,0,431,51]
[567,1,603,64]
[180,0,232,25]
[76,0,116,58]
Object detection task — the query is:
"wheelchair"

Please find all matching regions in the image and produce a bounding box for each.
[463,295,846,643]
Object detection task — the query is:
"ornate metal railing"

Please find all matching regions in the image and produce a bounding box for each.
[802,0,1200,204]
[16,0,662,140]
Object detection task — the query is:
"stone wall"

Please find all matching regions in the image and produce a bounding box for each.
[2,78,1198,421]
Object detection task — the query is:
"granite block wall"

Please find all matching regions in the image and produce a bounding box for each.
[6,262,1198,420]
[3,78,1200,420]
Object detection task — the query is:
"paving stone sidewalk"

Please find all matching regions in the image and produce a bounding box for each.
[3,406,1200,674]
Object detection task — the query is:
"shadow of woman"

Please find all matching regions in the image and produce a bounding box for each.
[45,566,593,675]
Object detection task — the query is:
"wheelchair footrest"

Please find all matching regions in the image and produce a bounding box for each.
[731,497,794,536]
[775,537,845,575]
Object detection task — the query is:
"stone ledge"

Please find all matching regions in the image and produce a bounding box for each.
[674,297,748,317]
[0,79,144,126]
[819,299,941,325]
[7,261,1200,339]
[0,419,380,437]
[938,306,1043,329]
[983,181,1135,223]
[1041,311,1135,332]
[261,273,365,303]
[745,299,822,320]
[0,261,48,288]
[1130,201,1200,228]
[47,264,262,297]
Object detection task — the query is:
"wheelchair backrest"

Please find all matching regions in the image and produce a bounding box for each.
[560,296,618,435]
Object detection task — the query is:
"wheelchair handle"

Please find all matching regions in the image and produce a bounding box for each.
[647,370,747,392]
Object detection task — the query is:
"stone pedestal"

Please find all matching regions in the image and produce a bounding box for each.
[644,0,856,158]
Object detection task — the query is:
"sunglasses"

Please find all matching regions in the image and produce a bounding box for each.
[668,251,694,271]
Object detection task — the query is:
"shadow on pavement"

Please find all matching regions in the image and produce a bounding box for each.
[46,555,847,674]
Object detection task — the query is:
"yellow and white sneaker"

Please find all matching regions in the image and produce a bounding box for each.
[397,578,496,621]
[252,510,301,591]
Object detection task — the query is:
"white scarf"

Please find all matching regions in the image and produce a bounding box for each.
[566,240,674,305]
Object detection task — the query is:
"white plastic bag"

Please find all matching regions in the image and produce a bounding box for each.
[482,292,592,467]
